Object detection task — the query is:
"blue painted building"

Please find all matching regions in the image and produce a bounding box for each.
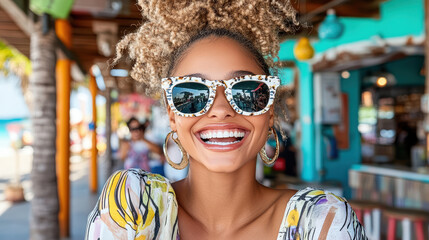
[278,0,426,197]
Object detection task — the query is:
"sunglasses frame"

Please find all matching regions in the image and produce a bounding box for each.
[161,75,280,117]
[129,126,142,132]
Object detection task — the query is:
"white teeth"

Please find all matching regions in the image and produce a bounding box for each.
[206,140,241,145]
[233,131,244,138]
[200,130,245,139]
[223,131,228,138]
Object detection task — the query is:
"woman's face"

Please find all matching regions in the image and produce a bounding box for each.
[129,120,143,141]
[168,37,274,173]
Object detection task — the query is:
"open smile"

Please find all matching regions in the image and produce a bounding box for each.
[200,129,246,145]
[196,126,249,150]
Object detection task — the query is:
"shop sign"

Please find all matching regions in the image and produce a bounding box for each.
[314,72,341,124]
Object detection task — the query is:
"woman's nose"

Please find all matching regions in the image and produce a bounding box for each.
[207,86,236,120]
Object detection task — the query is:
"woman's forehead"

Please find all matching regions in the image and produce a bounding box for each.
[129,121,140,126]
[171,37,265,79]
[181,70,257,81]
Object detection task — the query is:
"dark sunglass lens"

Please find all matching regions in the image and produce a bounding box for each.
[232,81,269,112]
[172,82,209,114]
[130,127,141,132]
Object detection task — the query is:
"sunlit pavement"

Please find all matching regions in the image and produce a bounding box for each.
[0,147,104,240]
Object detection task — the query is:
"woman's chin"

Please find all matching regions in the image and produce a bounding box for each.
[193,155,249,173]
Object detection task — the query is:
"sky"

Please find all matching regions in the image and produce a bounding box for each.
[0,74,29,119]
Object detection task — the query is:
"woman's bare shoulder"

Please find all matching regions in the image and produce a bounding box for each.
[264,186,298,204]
[258,186,298,217]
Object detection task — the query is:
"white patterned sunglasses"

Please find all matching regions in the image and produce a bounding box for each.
[161,75,280,117]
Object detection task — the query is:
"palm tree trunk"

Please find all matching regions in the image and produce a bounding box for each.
[29,21,59,240]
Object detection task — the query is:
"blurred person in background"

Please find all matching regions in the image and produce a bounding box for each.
[142,120,167,176]
[118,117,162,172]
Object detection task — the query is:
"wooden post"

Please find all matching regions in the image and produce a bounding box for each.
[89,72,98,193]
[105,86,112,174]
[55,19,71,238]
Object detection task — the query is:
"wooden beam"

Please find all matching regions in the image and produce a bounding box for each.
[334,6,380,19]
[312,51,410,72]
[0,38,30,56]
[0,23,27,31]
[0,30,28,38]
[104,87,113,176]
[0,0,32,36]
[89,72,98,194]
[300,0,350,21]
[56,19,72,238]
[72,17,140,28]
[294,0,384,21]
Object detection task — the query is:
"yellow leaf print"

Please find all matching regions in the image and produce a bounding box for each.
[287,209,299,226]
[330,193,345,202]
[107,172,131,229]
[140,206,156,231]
[309,190,324,196]
[135,235,146,240]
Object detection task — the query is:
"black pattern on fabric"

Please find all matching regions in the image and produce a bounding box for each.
[85,170,367,239]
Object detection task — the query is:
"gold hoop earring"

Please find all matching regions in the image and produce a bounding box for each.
[163,131,189,170]
[259,127,280,166]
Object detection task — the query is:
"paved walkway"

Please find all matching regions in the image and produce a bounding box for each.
[0,147,110,240]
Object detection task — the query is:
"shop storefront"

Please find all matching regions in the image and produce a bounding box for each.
[359,56,426,168]
[276,0,427,200]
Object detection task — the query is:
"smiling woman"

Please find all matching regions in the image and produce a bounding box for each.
[85,1,367,240]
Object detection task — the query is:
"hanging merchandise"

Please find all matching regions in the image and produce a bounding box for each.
[294,37,314,61]
[30,0,75,19]
[323,134,339,160]
[318,9,344,40]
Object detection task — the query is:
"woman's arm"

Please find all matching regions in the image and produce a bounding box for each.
[143,139,163,155]
[118,140,130,161]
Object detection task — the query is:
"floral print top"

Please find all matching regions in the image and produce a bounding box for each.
[277,187,366,239]
[85,169,366,240]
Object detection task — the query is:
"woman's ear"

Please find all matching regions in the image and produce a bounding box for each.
[167,105,177,131]
[163,93,177,131]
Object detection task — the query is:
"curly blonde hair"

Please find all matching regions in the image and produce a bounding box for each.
[114,0,298,94]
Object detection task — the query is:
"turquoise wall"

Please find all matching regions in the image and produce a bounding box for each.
[314,0,425,53]
[297,62,316,181]
[277,0,426,195]
[279,0,425,59]
[321,71,362,198]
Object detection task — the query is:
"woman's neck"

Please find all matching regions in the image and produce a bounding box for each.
[174,158,267,233]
